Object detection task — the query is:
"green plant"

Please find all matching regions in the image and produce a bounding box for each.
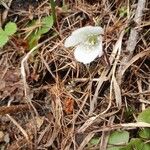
[88,136,100,148]
[106,108,150,150]
[107,130,129,150]
[119,6,127,18]
[49,0,56,23]
[120,138,150,150]
[26,0,56,50]
[26,15,54,49]
[0,22,17,48]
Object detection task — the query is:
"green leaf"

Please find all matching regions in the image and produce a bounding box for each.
[42,15,53,28]
[120,138,150,150]
[49,0,56,23]
[108,131,129,145]
[119,6,127,18]
[4,22,17,36]
[0,28,9,47]
[38,15,53,35]
[107,146,122,150]
[27,32,41,50]
[89,137,100,146]
[87,137,100,149]
[137,108,150,123]
[26,15,53,50]
[139,128,150,139]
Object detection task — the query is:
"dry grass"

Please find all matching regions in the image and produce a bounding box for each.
[0,0,150,149]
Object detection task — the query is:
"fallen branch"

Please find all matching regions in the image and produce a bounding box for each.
[0,103,40,116]
[117,0,146,84]
[92,122,150,133]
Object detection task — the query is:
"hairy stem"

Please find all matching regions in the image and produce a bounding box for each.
[50,0,56,23]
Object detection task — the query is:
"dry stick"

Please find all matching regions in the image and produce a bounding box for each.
[21,34,57,116]
[109,31,125,109]
[1,0,13,25]
[71,94,89,123]
[44,92,62,147]
[92,122,150,133]
[21,46,40,116]
[119,49,150,76]
[89,70,109,115]
[78,132,95,150]
[78,110,119,133]
[137,79,145,110]
[100,116,115,150]
[6,114,29,141]
[117,0,146,84]
[0,104,32,115]
[89,31,125,115]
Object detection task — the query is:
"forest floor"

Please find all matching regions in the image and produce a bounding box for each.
[0,0,150,150]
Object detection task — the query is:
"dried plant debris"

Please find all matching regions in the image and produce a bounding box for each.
[10,0,39,10]
[0,0,150,149]
[0,67,24,102]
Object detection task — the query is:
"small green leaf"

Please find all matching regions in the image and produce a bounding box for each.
[4,22,17,36]
[89,137,100,146]
[139,128,150,139]
[137,108,150,123]
[119,6,127,18]
[108,131,129,145]
[120,138,150,150]
[42,15,53,28]
[38,15,53,35]
[87,137,100,148]
[27,32,41,49]
[49,0,56,23]
[0,29,9,47]
[26,15,54,50]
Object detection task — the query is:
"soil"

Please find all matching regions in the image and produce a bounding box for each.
[0,0,150,149]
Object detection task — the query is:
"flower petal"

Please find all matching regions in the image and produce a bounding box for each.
[64,26,104,48]
[72,26,104,37]
[74,37,103,64]
[64,33,87,48]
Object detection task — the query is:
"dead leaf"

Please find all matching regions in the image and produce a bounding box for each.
[113,76,122,108]
[64,97,74,114]
[35,117,44,129]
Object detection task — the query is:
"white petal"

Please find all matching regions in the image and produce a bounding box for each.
[64,26,104,48]
[74,37,103,64]
[72,26,104,37]
[64,33,87,48]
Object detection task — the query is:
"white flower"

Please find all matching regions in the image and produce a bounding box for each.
[64,26,104,64]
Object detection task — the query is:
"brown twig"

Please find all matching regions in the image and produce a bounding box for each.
[117,0,146,84]
[92,122,150,133]
[1,0,13,25]
[0,103,40,115]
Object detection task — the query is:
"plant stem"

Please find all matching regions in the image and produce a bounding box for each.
[50,0,56,23]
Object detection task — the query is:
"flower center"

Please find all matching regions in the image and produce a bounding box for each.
[87,35,98,46]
